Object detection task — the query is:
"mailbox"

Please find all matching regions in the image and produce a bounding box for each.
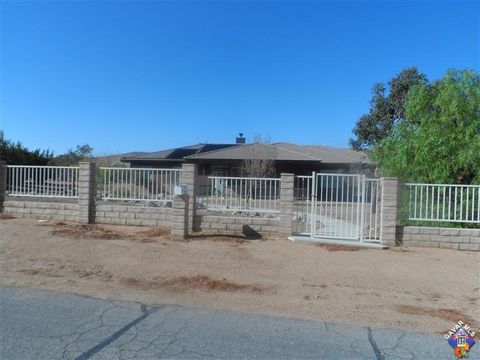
[174,184,188,196]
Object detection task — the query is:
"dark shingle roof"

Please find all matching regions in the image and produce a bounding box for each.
[275,143,369,163]
[185,143,315,161]
[185,142,369,164]
[121,142,369,165]
[121,144,237,162]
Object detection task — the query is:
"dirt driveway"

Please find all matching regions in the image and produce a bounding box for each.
[0,218,478,335]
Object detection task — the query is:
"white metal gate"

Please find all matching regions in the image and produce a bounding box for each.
[294,173,381,243]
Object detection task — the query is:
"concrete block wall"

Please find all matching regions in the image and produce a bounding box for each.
[95,203,171,227]
[3,199,79,221]
[1,162,173,227]
[397,226,480,251]
[196,212,280,239]
[3,161,479,251]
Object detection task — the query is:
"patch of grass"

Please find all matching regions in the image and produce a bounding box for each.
[51,224,124,240]
[314,243,364,252]
[135,228,170,237]
[120,275,267,293]
[303,283,328,289]
[17,269,41,276]
[49,223,169,242]
[189,232,249,243]
[395,305,477,329]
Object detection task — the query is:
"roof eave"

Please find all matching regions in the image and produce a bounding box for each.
[121,158,186,163]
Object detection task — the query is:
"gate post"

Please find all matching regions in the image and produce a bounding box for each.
[380,177,398,247]
[310,172,316,236]
[171,195,189,241]
[78,162,96,224]
[181,163,197,231]
[280,173,295,239]
[359,174,367,242]
[0,161,6,212]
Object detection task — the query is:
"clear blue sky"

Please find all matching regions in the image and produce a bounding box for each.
[1,0,478,156]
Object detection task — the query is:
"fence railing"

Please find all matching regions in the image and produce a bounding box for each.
[196,176,281,213]
[406,183,480,223]
[6,165,79,198]
[98,167,183,203]
[293,175,313,234]
[364,179,381,241]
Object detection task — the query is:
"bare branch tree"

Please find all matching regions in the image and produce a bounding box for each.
[240,134,277,178]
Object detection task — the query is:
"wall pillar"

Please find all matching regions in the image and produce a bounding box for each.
[171,195,189,240]
[78,162,96,223]
[380,177,398,247]
[181,163,197,231]
[0,161,6,212]
[279,173,294,239]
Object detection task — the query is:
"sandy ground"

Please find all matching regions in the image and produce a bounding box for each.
[0,217,479,335]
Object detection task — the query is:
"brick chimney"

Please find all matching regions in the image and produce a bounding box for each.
[236,133,245,144]
[236,133,246,144]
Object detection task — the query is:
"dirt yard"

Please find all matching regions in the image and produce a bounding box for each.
[1,217,479,335]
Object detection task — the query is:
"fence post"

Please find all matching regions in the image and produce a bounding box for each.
[0,161,6,212]
[380,177,398,247]
[181,163,197,231]
[78,162,96,223]
[171,195,189,240]
[279,173,295,239]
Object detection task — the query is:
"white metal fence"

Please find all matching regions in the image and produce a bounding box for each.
[6,165,79,198]
[196,176,281,213]
[313,173,364,240]
[293,175,313,234]
[406,183,480,223]
[364,179,381,241]
[98,167,183,203]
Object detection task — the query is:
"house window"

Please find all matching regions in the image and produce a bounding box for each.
[231,167,241,176]
[211,167,227,176]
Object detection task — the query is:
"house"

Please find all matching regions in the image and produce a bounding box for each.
[121,135,370,176]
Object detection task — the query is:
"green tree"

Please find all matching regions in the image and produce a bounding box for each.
[0,131,53,165]
[48,144,94,166]
[349,67,427,150]
[371,69,480,184]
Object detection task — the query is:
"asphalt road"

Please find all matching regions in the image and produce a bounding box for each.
[0,287,475,360]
